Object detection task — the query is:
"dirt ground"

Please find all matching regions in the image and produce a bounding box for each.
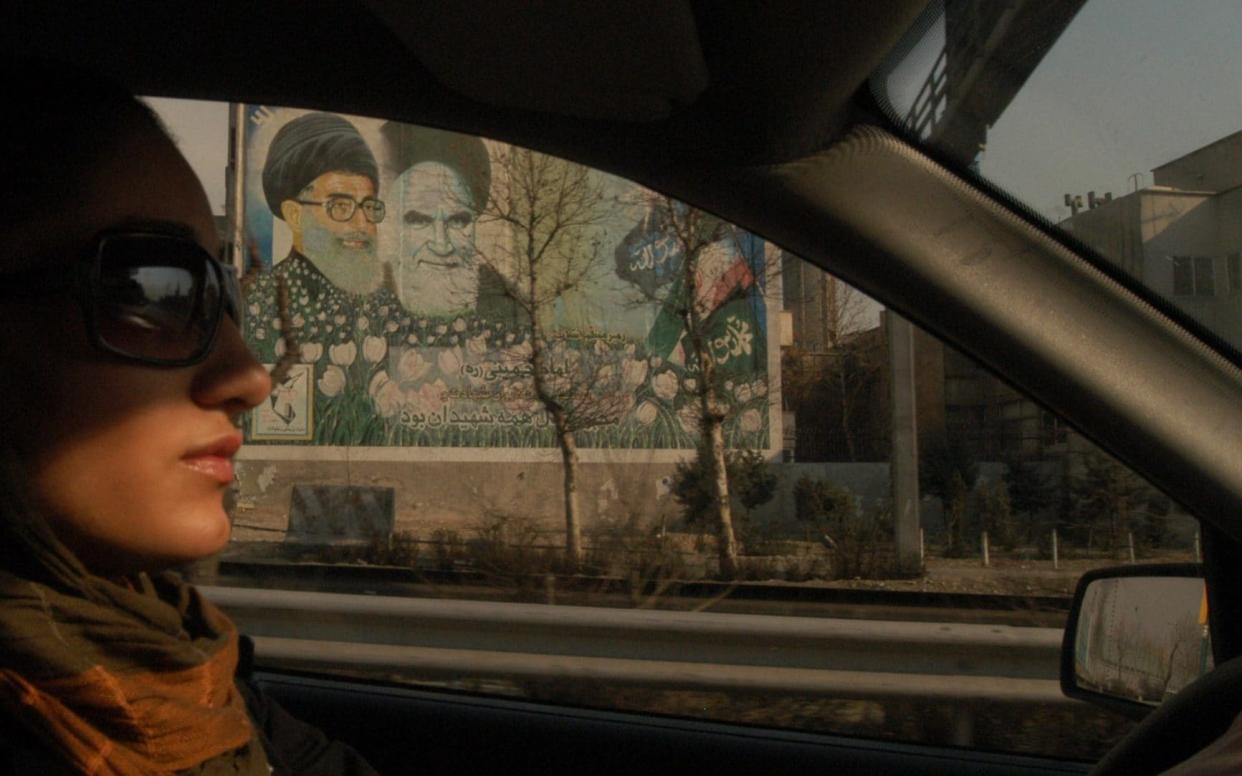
[806,551,1200,597]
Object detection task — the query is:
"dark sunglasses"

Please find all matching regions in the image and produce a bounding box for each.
[0,231,241,367]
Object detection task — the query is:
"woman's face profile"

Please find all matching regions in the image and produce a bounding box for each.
[0,120,272,576]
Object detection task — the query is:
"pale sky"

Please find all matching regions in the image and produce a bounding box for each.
[145,97,230,215]
[887,0,1242,224]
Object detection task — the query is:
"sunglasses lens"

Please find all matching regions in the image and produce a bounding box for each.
[93,237,220,363]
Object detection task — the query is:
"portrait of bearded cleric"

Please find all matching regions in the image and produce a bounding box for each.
[381,121,491,316]
[238,109,770,449]
[262,112,386,297]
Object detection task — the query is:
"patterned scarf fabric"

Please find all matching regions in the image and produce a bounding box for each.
[0,454,270,775]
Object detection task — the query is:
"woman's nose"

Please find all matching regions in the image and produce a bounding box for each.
[190,316,273,417]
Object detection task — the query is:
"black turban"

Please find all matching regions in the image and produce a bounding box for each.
[381,121,491,211]
[262,112,379,219]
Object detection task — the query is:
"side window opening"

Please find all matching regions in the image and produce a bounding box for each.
[148,99,1200,762]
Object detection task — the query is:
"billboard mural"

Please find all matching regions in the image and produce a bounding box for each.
[239,107,777,451]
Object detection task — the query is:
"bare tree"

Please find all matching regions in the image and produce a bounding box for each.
[471,145,619,571]
[1068,447,1171,557]
[820,274,871,349]
[621,195,765,578]
[782,261,882,461]
[821,276,879,460]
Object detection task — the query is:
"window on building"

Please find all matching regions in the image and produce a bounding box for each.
[1171,256,1216,297]
[1041,410,1068,447]
[1197,256,1217,296]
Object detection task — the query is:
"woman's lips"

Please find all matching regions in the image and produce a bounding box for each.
[181,432,242,485]
[181,456,234,484]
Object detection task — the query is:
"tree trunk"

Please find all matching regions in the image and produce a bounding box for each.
[688,324,738,578]
[946,471,968,556]
[556,414,583,571]
[838,364,856,462]
[527,294,585,573]
[675,207,739,579]
[701,396,739,579]
[1114,497,1130,560]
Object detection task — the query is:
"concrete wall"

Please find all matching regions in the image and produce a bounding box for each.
[1061,193,1144,278]
[231,454,1198,554]
[1153,131,1242,193]
[230,457,897,544]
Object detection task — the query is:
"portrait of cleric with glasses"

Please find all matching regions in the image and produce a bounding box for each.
[243,111,408,441]
[260,112,388,298]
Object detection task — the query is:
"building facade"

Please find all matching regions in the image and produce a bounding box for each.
[1062,130,1242,353]
[780,253,1065,464]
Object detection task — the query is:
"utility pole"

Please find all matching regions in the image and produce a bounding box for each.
[886,310,921,575]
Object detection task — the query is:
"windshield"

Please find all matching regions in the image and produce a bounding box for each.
[873,0,1242,356]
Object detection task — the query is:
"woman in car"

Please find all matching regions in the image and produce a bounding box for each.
[0,65,377,774]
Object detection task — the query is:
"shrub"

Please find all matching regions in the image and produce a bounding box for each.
[467,510,557,576]
[671,449,777,540]
[362,530,420,568]
[1067,449,1171,556]
[588,514,701,603]
[921,433,979,557]
[430,528,466,572]
[833,501,893,579]
[973,479,1014,549]
[793,477,891,578]
[794,477,854,533]
[1002,457,1056,544]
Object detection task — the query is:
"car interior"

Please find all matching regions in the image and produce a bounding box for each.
[6,1,1242,773]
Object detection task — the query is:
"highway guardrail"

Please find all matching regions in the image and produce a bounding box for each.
[203,585,1074,706]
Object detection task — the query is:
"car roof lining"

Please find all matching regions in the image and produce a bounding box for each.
[5,0,928,166]
[359,0,712,124]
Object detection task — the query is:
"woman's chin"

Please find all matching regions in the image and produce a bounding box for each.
[125,504,234,575]
[175,504,234,560]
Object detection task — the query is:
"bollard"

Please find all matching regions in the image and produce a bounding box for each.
[1128,532,1136,564]
[544,573,557,605]
[952,708,975,748]
[1051,528,1059,570]
[1195,531,1202,563]
[981,531,990,568]
[919,528,925,565]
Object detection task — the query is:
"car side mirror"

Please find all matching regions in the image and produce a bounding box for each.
[1061,563,1212,719]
